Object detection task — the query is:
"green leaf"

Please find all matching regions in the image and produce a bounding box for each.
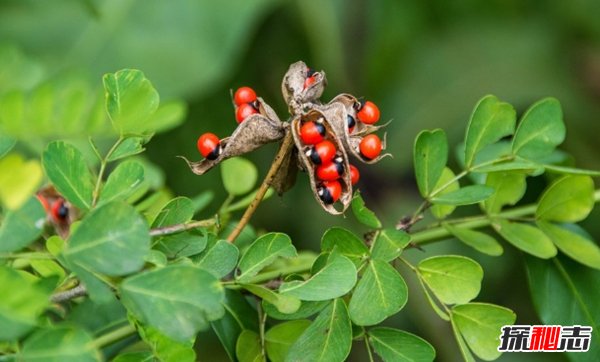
[137,325,196,362]
[237,233,297,282]
[472,158,541,173]
[120,264,224,341]
[348,260,408,326]
[98,160,145,205]
[106,136,148,162]
[195,239,239,278]
[212,290,259,362]
[0,266,50,341]
[286,299,352,362]
[431,185,494,205]
[19,326,100,361]
[494,220,557,258]
[241,284,301,314]
[537,221,600,270]
[63,202,150,276]
[536,175,594,222]
[236,330,264,362]
[452,303,516,361]
[112,352,153,362]
[0,153,42,209]
[0,133,16,158]
[464,95,516,167]
[370,229,411,262]
[321,227,369,266]
[369,327,435,362]
[263,300,329,321]
[512,97,565,160]
[154,229,208,258]
[30,259,66,281]
[542,163,600,177]
[484,172,526,214]
[444,224,503,256]
[66,262,115,304]
[525,256,600,361]
[0,196,46,253]
[351,191,382,228]
[221,157,258,196]
[279,254,357,301]
[414,129,448,197]
[152,196,195,227]
[103,69,160,135]
[430,167,459,219]
[145,101,187,133]
[265,320,311,362]
[418,255,483,305]
[42,141,94,210]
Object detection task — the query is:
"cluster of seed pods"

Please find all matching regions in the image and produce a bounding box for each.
[186,61,389,215]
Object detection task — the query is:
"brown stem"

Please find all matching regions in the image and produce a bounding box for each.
[149,219,216,237]
[51,284,87,303]
[226,132,294,243]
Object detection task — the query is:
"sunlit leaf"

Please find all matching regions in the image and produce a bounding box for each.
[431,185,494,205]
[279,254,356,301]
[321,227,368,266]
[494,220,556,259]
[265,320,311,362]
[221,157,258,196]
[537,221,600,270]
[98,160,145,205]
[286,299,352,362]
[414,129,447,197]
[348,260,408,326]
[463,95,515,167]
[536,175,594,222]
[42,141,94,210]
[0,196,46,253]
[512,97,565,160]
[351,191,381,228]
[237,233,296,282]
[103,69,159,135]
[451,303,516,361]
[430,167,459,219]
[370,229,411,262]
[418,255,483,304]
[483,172,526,214]
[0,153,43,209]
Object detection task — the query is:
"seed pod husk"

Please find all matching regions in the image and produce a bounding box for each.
[183,98,285,175]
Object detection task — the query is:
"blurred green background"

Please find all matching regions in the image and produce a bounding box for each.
[3,0,600,360]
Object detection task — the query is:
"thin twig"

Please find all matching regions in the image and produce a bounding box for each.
[92,137,124,207]
[149,218,217,236]
[51,284,87,303]
[227,132,294,243]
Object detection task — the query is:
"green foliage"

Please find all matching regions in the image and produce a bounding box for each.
[414,129,447,197]
[368,328,435,362]
[2,65,600,362]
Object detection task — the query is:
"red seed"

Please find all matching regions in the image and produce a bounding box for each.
[359,134,382,160]
[233,86,257,106]
[236,103,258,123]
[357,101,380,124]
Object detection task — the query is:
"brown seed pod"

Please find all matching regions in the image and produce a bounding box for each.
[281,61,327,112]
[318,96,391,164]
[182,98,285,175]
[290,110,352,214]
[270,135,299,195]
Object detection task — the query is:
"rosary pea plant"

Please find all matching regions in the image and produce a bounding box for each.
[1,62,599,362]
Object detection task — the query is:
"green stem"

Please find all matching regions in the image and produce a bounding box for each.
[91,137,124,207]
[411,189,600,245]
[90,324,136,349]
[364,334,375,362]
[0,252,55,260]
[223,260,313,289]
[257,302,267,360]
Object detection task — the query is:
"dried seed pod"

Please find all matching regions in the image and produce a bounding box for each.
[270,137,299,195]
[319,96,391,164]
[281,61,327,112]
[290,110,352,214]
[183,98,285,175]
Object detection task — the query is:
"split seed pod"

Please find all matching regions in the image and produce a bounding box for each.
[281,61,327,113]
[182,98,285,175]
[290,110,352,214]
[319,95,391,164]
